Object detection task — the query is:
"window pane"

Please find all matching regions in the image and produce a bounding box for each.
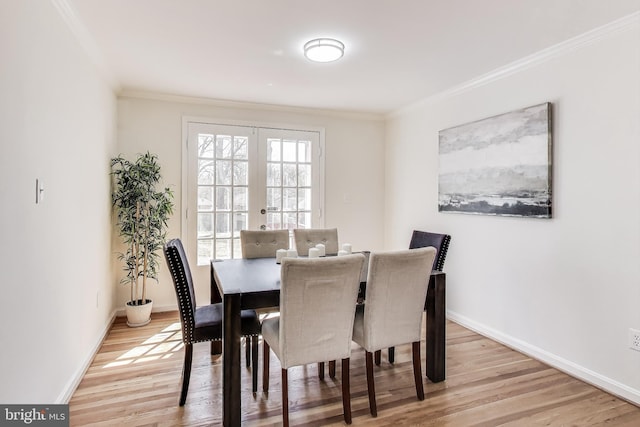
[233,238,242,258]
[283,164,297,187]
[198,239,214,264]
[197,213,214,238]
[216,135,232,158]
[267,138,281,161]
[234,161,248,185]
[234,187,248,211]
[283,188,297,211]
[298,140,311,162]
[216,213,231,237]
[267,212,281,230]
[267,163,281,186]
[215,239,232,260]
[216,187,231,211]
[298,212,311,229]
[298,188,311,210]
[198,159,214,185]
[233,212,247,236]
[267,188,281,211]
[198,134,214,158]
[198,187,213,211]
[216,160,232,185]
[298,164,311,187]
[283,213,297,230]
[234,137,248,159]
[283,140,296,162]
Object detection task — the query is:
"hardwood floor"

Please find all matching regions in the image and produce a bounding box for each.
[69,311,640,426]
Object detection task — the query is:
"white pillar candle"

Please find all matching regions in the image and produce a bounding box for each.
[308,247,320,258]
[315,243,326,257]
[337,249,349,256]
[342,243,352,254]
[276,249,287,264]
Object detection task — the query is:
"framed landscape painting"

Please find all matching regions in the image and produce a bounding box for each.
[438,102,552,218]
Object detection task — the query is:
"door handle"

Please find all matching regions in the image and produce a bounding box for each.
[260,208,266,214]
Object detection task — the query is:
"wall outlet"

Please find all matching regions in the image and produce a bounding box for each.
[629,328,640,352]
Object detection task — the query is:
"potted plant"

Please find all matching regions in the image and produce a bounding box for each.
[111,152,174,327]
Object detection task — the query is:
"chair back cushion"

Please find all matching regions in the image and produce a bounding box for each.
[409,230,451,271]
[241,230,289,259]
[163,239,197,343]
[293,228,339,256]
[355,247,436,352]
[277,254,364,368]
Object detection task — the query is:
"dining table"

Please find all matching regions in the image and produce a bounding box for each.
[211,255,446,427]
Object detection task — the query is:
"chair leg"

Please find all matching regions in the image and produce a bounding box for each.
[374,350,381,366]
[388,346,395,364]
[263,341,270,392]
[252,335,259,393]
[412,341,424,400]
[341,358,352,425]
[318,362,325,380]
[282,368,289,427]
[365,351,377,417]
[179,343,193,406]
[329,360,336,379]
[245,336,251,368]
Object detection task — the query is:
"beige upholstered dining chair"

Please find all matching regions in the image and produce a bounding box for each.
[262,254,365,426]
[384,229,452,364]
[352,247,437,417]
[240,229,289,259]
[163,239,262,403]
[293,227,339,256]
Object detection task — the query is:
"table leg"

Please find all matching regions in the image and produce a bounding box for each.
[211,264,223,355]
[425,272,446,382]
[222,292,241,427]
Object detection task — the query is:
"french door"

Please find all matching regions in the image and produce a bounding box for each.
[184,120,323,283]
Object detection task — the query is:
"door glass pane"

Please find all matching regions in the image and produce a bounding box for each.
[233,212,247,236]
[198,240,214,265]
[197,213,213,238]
[198,159,214,185]
[298,164,311,187]
[267,138,281,161]
[216,160,232,185]
[267,188,281,211]
[216,135,232,158]
[216,213,231,237]
[234,161,248,185]
[234,137,248,159]
[298,212,311,229]
[298,140,311,162]
[234,187,248,211]
[283,164,297,187]
[283,212,297,230]
[283,188,297,211]
[216,187,231,211]
[267,163,281,186]
[282,140,296,162]
[198,187,213,211]
[199,134,214,158]
[215,239,232,259]
[267,212,281,230]
[298,188,311,210]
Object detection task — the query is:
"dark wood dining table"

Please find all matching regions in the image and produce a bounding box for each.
[211,256,446,427]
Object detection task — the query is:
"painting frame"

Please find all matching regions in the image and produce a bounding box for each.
[438,102,552,218]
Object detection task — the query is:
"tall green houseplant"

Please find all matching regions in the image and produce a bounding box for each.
[111,152,174,326]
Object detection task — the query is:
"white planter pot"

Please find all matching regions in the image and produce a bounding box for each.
[125,299,153,327]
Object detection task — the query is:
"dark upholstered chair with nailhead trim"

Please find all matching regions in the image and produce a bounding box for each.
[382,230,452,365]
[163,238,262,405]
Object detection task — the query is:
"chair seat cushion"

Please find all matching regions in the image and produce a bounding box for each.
[193,304,261,342]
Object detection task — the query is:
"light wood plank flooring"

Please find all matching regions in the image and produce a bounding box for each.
[69,311,640,426]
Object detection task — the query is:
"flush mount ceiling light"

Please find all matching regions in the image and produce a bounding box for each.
[303,38,345,62]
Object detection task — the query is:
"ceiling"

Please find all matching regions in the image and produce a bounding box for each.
[67,0,640,115]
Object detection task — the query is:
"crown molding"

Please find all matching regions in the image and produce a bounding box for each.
[118,89,386,122]
[389,11,640,118]
[51,0,120,91]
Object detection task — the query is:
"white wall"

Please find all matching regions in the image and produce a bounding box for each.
[0,1,117,403]
[115,95,385,310]
[385,16,640,403]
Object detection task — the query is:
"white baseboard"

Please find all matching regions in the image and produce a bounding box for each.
[447,310,640,407]
[57,309,118,403]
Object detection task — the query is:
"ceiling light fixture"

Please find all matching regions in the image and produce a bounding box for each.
[303,38,345,62]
